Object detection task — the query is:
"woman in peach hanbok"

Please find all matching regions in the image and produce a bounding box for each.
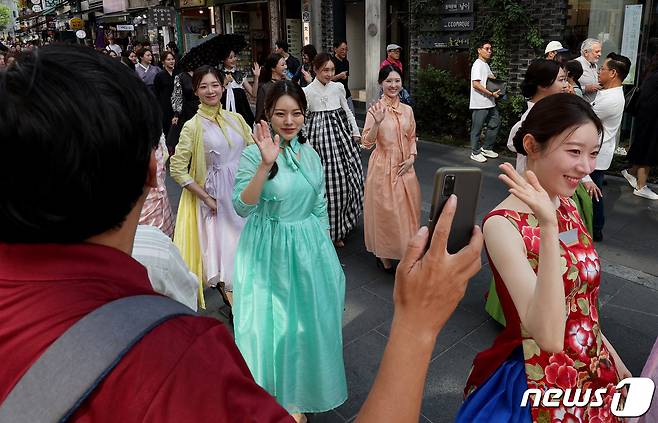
[361,65,421,272]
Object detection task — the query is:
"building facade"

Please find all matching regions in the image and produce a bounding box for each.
[411,0,657,93]
[1,0,18,38]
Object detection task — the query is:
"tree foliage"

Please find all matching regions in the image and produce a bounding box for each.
[0,5,12,31]
[471,0,544,78]
[414,66,470,136]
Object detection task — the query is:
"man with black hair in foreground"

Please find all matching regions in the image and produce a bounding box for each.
[0,45,482,422]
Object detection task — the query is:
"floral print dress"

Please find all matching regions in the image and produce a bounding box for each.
[463,197,621,422]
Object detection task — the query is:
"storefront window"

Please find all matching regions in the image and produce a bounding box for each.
[224,1,270,68]
[565,0,646,84]
[181,7,212,52]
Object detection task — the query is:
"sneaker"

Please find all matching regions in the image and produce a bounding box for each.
[481,149,499,158]
[621,169,637,189]
[470,152,487,163]
[633,186,658,200]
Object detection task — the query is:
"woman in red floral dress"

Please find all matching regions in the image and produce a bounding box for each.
[457,94,631,423]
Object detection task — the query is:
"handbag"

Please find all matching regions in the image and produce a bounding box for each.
[486,79,507,97]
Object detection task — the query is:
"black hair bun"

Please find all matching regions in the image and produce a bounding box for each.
[512,125,528,156]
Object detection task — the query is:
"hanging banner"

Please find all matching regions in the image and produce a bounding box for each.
[147,6,176,27]
[620,4,642,85]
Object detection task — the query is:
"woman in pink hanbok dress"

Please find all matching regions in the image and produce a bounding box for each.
[139,135,174,238]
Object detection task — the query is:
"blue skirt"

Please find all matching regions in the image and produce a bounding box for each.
[456,347,532,422]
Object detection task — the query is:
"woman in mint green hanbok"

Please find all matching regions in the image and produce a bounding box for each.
[232,80,347,422]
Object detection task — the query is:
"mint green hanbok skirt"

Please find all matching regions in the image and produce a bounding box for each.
[232,143,347,414]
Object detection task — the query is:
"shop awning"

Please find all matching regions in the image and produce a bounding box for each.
[95,11,131,22]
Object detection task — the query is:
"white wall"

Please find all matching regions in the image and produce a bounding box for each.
[346,2,365,92]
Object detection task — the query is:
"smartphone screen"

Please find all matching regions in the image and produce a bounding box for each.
[426,167,482,254]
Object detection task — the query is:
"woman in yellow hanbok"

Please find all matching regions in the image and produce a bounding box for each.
[170,66,252,309]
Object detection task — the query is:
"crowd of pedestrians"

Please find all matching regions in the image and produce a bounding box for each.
[1,31,657,422]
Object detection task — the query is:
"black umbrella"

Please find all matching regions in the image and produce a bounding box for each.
[178,33,247,71]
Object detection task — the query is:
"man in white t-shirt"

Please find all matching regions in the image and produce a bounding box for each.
[575,38,602,103]
[469,40,501,163]
[582,52,629,242]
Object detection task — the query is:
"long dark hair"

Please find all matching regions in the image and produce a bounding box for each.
[259,53,283,84]
[520,59,562,99]
[264,80,308,179]
[301,44,317,63]
[512,93,603,156]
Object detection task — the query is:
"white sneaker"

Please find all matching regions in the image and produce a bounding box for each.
[470,152,487,163]
[621,169,637,189]
[481,149,499,158]
[633,186,658,200]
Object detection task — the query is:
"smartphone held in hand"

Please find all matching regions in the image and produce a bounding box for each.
[427,167,482,254]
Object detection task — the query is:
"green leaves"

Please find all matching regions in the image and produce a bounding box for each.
[523,339,541,359]
[527,214,539,228]
[0,5,11,31]
[537,410,551,423]
[567,265,579,281]
[573,359,587,369]
[415,66,470,136]
[526,363,545,381]
[578,282,589,294]
[577,298,590,316]
[470,0,545,78]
